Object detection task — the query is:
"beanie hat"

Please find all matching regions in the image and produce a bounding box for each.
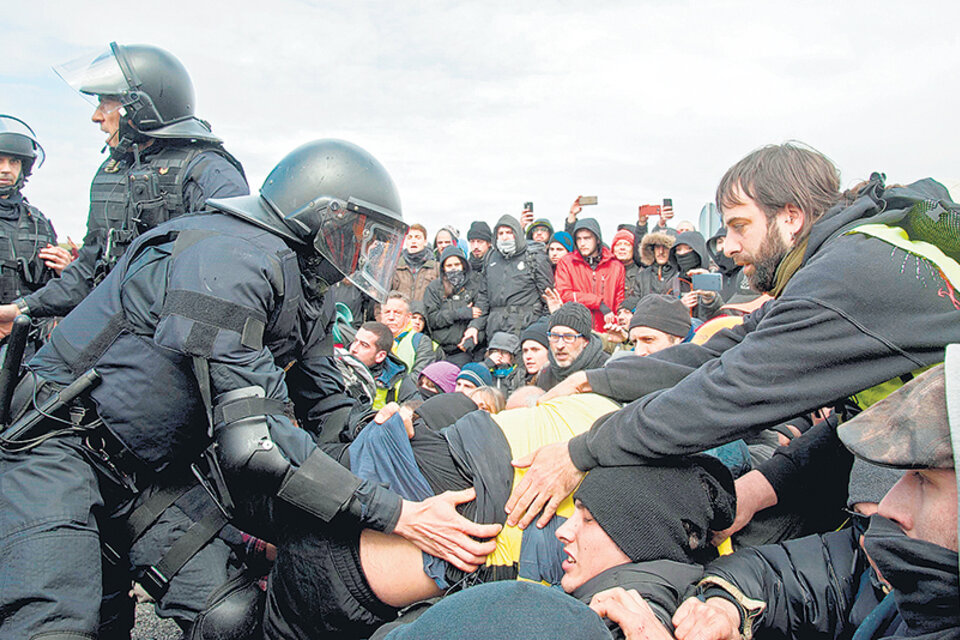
[520,319,550,350]
[628,294,691,338]
[418,361,461,394]
[525,218,555,241]
[611,228,635,249]
[549,302,592,338]
[467,221,493,243]
[550,231,575,253]
[456,362,493,388]
[574,455,736,564]
[487,331,521,356]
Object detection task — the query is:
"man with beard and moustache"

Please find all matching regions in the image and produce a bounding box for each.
[535,302,608,391]
[467,221,493,272]
[0,44,248,334]
[484,214,554,337]
[504,142,960,533]
[389,224,439,303]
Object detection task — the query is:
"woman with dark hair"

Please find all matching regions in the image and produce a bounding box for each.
[433,226,460,258]
[423,246,488,366]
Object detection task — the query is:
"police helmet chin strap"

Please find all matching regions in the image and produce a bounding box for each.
[943,344,960,582]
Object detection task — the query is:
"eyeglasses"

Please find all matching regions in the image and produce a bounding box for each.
[547,332,582,344]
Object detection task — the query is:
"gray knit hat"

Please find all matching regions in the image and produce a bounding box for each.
[629,294,691,338]
[549,302,592,337]
[488,331,521,356]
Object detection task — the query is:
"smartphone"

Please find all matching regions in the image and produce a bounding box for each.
[663,198,673,207]
[523,201,534,212]
[579,196,598,206]
[692,273,723,292]
[639,204,661,218]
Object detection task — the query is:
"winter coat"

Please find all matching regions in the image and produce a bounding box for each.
[622,261,640,299]
[567,177,960,471]
[636,231,678,298]
[390,251,439,303]
[554,246,625,332]
[423,247,489,358]
[484,215,554,336]
[668,231,724,321]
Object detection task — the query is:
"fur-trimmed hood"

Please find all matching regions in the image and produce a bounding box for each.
[639,231,676,266]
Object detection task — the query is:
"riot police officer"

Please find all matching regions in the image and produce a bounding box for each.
[0,42,248,333]
[0,139,499,640]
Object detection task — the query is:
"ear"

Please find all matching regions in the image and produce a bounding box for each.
[375,350,388,364]
[778,203,805,240]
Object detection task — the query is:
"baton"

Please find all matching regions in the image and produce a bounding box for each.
[0,315,32,426]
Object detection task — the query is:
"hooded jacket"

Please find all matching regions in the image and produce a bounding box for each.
[484,215,555,336]
[667,231,723,321]
[706,228,746,303]
[554,219,625,332]
[636,231,678,298]
[423,246,489,356]
[568,176,960,472]
[390,249,439,303]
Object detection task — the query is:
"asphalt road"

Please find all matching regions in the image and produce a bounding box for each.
[132,603,182,640]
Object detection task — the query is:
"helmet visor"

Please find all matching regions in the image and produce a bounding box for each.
[53,45,131,107]
[0,115,44,167]
[313,198,407,303]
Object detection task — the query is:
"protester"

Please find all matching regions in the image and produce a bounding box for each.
[547,231,574,272]
[555,218,625,332]
[468,385,506,413]
[628,294,691,356]
[611,228,640,298]
[635,230,676,298]
[415,360,461,399]
[505,142,960,534]
[520,319,551,386]
[390,224,439,303]
[423,246,487,366]
[466,220,493,272]
[351,322,418,411]
[380,291,437,377]
[454,361,493,394]
[484,214,554,336]
[483,331,525,395]
[536,302,609,390]
[526,218,555,247]
[669,230,723,320]
[433,225,460,257]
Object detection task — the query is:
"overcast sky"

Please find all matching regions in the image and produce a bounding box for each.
[7,1,960,243]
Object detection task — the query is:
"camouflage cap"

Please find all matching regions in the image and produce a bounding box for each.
[838,364,953,469]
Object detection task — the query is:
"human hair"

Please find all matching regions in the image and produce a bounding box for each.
[385,290,411,309]
[360,321,394,353]
[408,223,427,239]
[715,142,841,238]
[469,386,505,414]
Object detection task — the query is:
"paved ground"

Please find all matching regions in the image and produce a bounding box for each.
[131,603,182,640]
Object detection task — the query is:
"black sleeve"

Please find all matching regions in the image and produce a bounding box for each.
[698,529,863,640]
[21,223,101,317]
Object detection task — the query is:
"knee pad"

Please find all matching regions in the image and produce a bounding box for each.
[188,574,264,640]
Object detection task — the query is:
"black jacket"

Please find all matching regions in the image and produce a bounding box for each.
[569,179,960,471]
[668,230,723,321]
[484,215,554,336]
[423,246,488,356]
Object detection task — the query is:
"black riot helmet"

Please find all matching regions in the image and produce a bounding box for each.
[208,139,408,302]
[0,115,45,196]
[54,42,221,155]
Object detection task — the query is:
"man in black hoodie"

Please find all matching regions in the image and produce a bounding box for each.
[423,246,488,366]
[669,230,723,321]
[505,142,960,531]
[484,214,554,337]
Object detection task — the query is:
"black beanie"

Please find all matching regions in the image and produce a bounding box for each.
[467,221,493,243]
[619,296,639,313]
[521,318,550,349]
[573,455,737,565]
[549,302,592,337]
[628,294,691,338]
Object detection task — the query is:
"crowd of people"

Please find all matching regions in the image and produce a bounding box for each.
[0,41,957,640]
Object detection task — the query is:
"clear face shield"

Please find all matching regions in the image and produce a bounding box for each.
[310,198,407,303]
[53,44,133,109]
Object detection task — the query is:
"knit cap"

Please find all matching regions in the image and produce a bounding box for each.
[520,319,550,349]
[549,302,592,337]
[612,228,635,249]
[550,231,575,253]
[618,296,639,313]
[574,455,736,565]
[628,294,691,338]
[467,221,493,243]
[418,361,461,394]
[456,362,493,388]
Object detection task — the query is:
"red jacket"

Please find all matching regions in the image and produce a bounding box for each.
[555,247,625,332]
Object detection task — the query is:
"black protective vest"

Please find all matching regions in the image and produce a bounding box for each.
[31,214,305,470]
[88,142,242,282]
[0,199,57,304]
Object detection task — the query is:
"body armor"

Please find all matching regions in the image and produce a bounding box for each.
[0,198,57,304]
[88,142,243,282]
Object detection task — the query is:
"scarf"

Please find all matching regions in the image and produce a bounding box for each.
[768,236,809,299]
[403,248,429,273]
